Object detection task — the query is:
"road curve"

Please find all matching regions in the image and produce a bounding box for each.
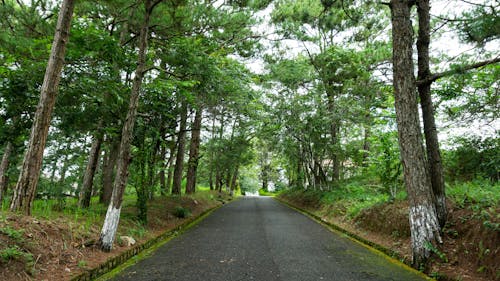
[110,197,428,281]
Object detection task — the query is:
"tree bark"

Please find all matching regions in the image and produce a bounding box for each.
[390,0,441,268]
[99,0,153,251]
[172,102,188,195]
[79,131,103,208]
[158,138,167,195]
[209,114,216,190]
[165,137,176,194]
[185,107,203,194]
[230,164,239,196]
[100,136,120,204]
[325,89,341,182]
[416,0,447,228]
[0,142,13,206]
[10,0,75,215]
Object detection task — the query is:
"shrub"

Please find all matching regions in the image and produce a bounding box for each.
[173,206,191,218]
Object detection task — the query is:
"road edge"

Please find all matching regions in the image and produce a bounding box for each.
[71,198,236,281]
[273,196,435,281]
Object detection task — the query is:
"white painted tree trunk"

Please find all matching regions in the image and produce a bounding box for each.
[98,0,153,251]
[99,205,122,250]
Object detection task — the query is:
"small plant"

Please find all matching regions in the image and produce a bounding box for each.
[0,246,24,262]
[445,228,459,238]
[430,271,447,280]
[483,220,500,232]
[0,245,33,268]
[173,206,191,218]
[127,221,146,238]
[77,260,88,268]
[0,226,24,242]
[425,242,448,263]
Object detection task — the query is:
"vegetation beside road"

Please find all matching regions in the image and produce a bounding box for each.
[0,190,232,281]
[277,180,499,281]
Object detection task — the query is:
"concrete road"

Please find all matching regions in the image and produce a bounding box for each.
[110,197,428,281]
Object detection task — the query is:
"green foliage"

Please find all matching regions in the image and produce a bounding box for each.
[173,206,192,218]
[77,260,88,268]
[127,221,147,238]
[454,4,500,44]
[447,180,500,208]
[0,246,24,262]
[0,226,24,241]
[424,242,448,263]
[443,135,499,182]
[258,188,275,196]
[0,245,33,268]
[282,180,393,218]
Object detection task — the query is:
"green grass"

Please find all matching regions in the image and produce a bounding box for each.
[447,179,500,208]
[258,188,276,196]
[280,181,403,218]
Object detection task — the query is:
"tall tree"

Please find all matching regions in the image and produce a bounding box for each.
[99,0,158,251]
[0,142,13,205]
[416,0,446,227]
[10,0,76,215]
[389,0,441,268]
[172,101,188,195]
[185,106,203,194]
[78,129,103,208]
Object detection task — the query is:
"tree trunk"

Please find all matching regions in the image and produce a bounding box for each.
[185,107,203,194]
[10,0,75,215]
[390,0,441,268]
[172,102,188,195]
[0,142,13,206]
[230,165,239,196]
[58,142,71,186]
[100,136,120,204]
[79,132,103,208]
[416,0,447,227]
[362,122,371,166]
[99,0,152,251]
[165,137,176,194]
[158,139,167,195]
[325,88,341,182]
[209,114,216,190]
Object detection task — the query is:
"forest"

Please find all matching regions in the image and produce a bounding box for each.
[0,0,498,280]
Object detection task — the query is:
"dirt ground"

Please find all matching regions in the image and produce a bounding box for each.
[0,192,230,281]
[279,194,499,281]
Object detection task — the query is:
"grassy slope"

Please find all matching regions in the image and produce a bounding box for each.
[278,181,499,281]
[0,189,233,281]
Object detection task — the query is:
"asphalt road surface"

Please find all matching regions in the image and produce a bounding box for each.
[110,197,428,281]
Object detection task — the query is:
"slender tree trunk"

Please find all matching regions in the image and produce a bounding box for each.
[99,0,152,251]
[390,0,441,268]
[230,165,239,196]
[79,132,103,208]
[416,0,447,227]
[362,122,371,166]
[147,132,162,199]
[10,0,75,215]
[100,136,119,204]
[58,142,71,186]
[172,102,188,195]
[0,142,13,205]
[185,107,203,194]
[158,140,167,195]
[165,137,176,194]
[209,114,216,190]
[326,89,341,182]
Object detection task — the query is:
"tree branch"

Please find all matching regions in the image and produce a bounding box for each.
[417,57,500,86]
